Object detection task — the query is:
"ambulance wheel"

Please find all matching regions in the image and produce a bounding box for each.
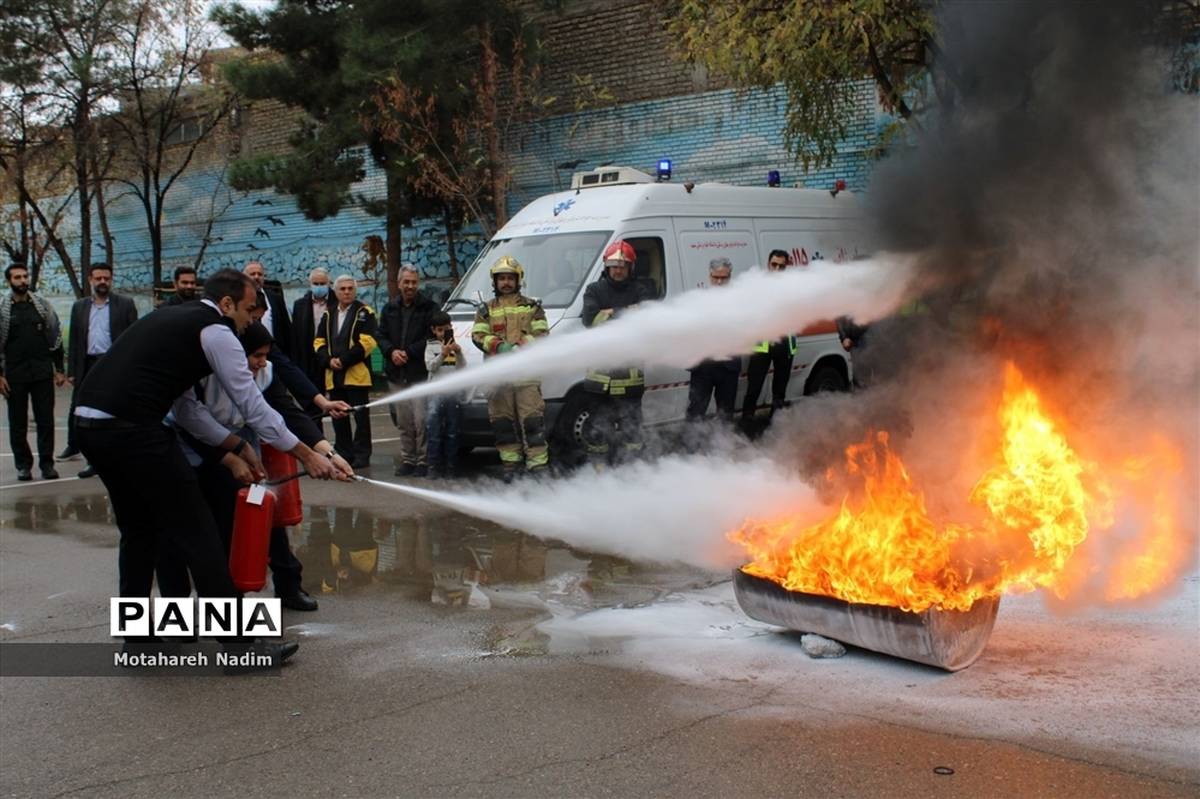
[551,392,602,466]
[804,363,848,394]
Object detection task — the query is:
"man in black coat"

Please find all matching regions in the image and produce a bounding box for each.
[60,263,138,474]
[581,240,656,465]
[376,265,437,476]
[244,260,293,359]
[164,265,198,306]
[291,267,332,398]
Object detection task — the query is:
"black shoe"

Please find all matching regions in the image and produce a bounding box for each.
[443,466,457,480]
[278,589,318,612]
[78,465,97,479]
[221,639,300,674]
[502,469,516,484]
[412,464,428,478]
[352,456,371,470]
[56,447,80,462]
[16,468,32,482]
[394,463,414,477]
[41,466,60,480]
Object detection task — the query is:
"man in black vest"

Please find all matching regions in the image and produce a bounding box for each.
[60,263,138,475]
[75,270,341,663]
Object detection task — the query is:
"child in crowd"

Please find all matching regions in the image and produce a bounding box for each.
[424,311,466,477]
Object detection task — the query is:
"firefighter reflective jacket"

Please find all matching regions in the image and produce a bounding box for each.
[752,335,798,355]
[314,299,378,390]
[581,275,656,397]
[471,294,549,382]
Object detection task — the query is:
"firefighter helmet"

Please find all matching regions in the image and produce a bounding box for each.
[489,255,524,283]
[602,240,636,271]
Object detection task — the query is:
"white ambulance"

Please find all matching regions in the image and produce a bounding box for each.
[445,166,867,457]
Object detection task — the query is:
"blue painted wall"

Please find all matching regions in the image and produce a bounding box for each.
[29,82,882,299]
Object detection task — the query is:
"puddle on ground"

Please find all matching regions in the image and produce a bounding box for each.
[291,504,722,656]
[0,493,115,537]
[1,494,723,658]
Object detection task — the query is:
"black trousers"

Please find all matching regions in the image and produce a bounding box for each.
[742,345,794,417]
[686,366,738,422]
[77,422,238,600]
[157,458,304,598]
[5,378,55,471]
[65,355,102,452]
[587,393,644,466]
[330,385,371,462]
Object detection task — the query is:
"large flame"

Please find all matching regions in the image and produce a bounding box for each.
[731,363,1183,612]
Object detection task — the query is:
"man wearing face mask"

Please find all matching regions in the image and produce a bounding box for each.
[292,267,332,399]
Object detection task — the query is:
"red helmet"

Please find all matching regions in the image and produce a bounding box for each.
[602,240,636,271]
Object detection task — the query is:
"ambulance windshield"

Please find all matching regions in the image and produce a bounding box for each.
[449,231,612,309]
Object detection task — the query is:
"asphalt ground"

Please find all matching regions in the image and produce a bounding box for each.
[1,386,1197,798]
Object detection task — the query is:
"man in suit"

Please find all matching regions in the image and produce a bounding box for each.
[291,267,331,401]
[244,261,292,358]
[59,263,139,476]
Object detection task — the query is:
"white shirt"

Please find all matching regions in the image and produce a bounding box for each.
[76,299,300,452]
[86,299,112,355]
[336,305,352,334]
[261,296,274,337]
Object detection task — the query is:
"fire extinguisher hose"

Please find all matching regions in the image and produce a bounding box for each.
[263,471,308,487]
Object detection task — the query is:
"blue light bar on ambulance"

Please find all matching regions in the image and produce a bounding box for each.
[656,159,672,182]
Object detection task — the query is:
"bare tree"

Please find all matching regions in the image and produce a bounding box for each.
[0,89,83,294]
[1,0,133,284]
[106,0,236,287]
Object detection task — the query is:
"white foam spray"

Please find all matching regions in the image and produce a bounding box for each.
[365,257,915,408]
[358,454,823,570]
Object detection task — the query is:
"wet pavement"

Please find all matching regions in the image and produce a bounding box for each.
[2,388,1198,798]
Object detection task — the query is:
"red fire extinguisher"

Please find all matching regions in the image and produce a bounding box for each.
[261,443,304,527]
[229,485,275,592]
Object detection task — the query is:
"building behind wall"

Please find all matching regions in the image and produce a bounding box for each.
[21,0,882,299]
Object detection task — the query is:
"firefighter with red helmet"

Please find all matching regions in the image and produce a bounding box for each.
[580,239,656,465]
[471,256,551,481]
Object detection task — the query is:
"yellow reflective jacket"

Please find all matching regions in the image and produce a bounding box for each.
[471,293,548,356]
[314,300,378,390]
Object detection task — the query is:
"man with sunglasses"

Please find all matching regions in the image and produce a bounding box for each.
[742,250,798,425]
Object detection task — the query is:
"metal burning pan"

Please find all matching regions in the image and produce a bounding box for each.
[733,569,1000,671]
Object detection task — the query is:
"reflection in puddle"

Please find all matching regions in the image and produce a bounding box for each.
[293,505,600,607]
[1,494,114,533]
[289,504,722,658]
